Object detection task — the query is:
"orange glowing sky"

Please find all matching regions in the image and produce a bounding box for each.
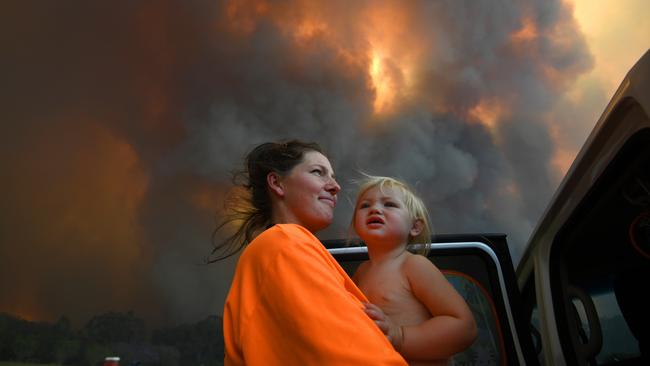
[572,0,649,96]
[2,0,648,327]
[551,0,649,175]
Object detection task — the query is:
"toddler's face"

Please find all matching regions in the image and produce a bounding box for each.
[354,186,416,247]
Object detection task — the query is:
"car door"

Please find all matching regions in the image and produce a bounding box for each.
[516,49,650,366]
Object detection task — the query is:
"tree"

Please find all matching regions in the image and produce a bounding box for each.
[152,315,224,366]
[83,311,146,344]
[13,334,38,362]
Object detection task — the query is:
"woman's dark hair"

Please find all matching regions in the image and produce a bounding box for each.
[208,139,324,261]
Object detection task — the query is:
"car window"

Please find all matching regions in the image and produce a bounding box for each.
[588,291,640,363]
[549,124,650,365]
[446,272,505,365]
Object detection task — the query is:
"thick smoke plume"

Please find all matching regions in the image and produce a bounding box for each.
[1,0,594,326]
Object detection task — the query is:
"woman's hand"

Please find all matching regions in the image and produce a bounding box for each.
[363,302,404,351]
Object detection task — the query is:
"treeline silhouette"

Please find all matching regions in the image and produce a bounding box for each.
[0,312,224,366]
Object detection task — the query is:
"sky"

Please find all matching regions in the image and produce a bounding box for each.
[1,0,648,328]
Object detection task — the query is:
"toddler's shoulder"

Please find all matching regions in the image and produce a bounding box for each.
[403,252,432,266]
[403,253,443,277]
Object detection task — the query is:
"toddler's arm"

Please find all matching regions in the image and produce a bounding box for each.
[398,255,477,361]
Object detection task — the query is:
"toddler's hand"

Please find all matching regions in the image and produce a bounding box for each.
[363,302,404,351]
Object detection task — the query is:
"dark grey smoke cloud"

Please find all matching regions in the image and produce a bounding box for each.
[1,0,594,327]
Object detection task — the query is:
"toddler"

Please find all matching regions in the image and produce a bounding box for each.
[352,175,477,365]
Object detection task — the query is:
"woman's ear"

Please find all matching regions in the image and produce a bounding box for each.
[267,172,285,197]
[410,218,424,238]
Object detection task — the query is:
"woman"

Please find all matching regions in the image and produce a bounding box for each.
[213,140,406,365]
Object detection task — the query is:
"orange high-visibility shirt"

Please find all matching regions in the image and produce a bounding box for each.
[223,224,407,366]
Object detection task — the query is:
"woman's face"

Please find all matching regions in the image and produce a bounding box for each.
[277,151,340,233]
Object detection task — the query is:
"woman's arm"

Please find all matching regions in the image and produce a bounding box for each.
[230,225,407,365]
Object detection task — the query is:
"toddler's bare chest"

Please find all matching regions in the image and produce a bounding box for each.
[360,273,410,304]
[358,271,430,324]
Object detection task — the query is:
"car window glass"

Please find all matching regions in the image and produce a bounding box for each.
[446,272,504,366]
[592,291,640,364]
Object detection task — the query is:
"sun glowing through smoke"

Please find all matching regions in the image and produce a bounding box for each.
[362,3,423,117]
[369,50,398,115]
[222,0,424,118]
